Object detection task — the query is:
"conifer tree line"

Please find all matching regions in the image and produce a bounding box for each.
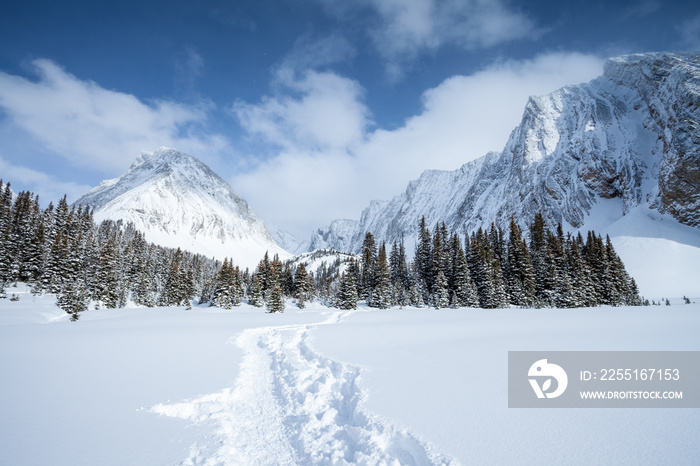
[331,214,642,310]
[1,179,642,318]
[0,180,318,318]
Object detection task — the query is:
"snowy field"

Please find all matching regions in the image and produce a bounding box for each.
[1,285,699,465]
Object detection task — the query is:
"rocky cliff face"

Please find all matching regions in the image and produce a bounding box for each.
[603,53,700,226]
[310,52,700,253]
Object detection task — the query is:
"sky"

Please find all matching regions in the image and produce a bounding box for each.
[0,0,699,240]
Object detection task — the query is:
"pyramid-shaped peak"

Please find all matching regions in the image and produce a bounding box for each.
[74,148,290,267]
[129,147,207,173]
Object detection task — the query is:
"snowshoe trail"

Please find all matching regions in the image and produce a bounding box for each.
[151,311,456,465]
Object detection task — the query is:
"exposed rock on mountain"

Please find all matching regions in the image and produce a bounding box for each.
[311,52,700,254]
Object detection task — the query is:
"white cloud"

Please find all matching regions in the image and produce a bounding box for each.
[232,52,605,239]
[0,59,230,174]
[321,0,537,79]
[233,70,370,151]
[0,155,92,204]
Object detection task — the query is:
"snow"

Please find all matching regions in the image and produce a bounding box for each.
[578,202,700,299]
[77,147,290,269]
[2,284,699,465]
[307,53,700,303]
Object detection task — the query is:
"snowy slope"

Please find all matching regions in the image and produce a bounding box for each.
[2,286,699,465]
[75,147,289,268]
[309,52,700,298]
[269,224,310,255]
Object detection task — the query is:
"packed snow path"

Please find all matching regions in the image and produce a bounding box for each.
[151,311,455,465]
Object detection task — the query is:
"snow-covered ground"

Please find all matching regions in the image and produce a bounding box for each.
[574,201,700,300]
[1,285,699,465]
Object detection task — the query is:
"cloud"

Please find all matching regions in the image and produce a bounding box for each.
[0,155,92,204]
[623,0,661,18]
[233,70,370,151]
[231,52,604,239]
[321,0,537,79]
[678,12,700,50]
[0,59,230,174]
[279,34,356,73]
[174,46,205,98]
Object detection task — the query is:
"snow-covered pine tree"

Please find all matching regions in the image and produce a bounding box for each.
[211,258,233,309]
[369,243,392,309]
[359,232,377,302]
[281,263,294,297]
[249,273,265,307]
[431,223,449,295]
[468,229,495,308]
[584,231,606,303]
[95,236,121,308]
[408,281,425,308]
[432,269,450,309]
[230,266,243,307]
[487,243,509,309]
[294,263,310,308]
[451,241,479,307]
[605,235,635,306]
[506,218,536,306]
[567,236,596,307]
[337,271,358,310]
[414,217,432,296]
[266,281,285,313]
[56,281,89,321]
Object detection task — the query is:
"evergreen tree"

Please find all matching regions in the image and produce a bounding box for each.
[294,263,310,308]
[432,270,450,309]
[211,258,233,309]
[369,243,392,309]
[249,273,265,307]
[359,232,377,301]
[468,230,494,308]
[567,238,596,307]
[414,217,432,296]
[506,218,536,306]
[408,281,425,308]
[337,271,358,310]
[266,282,285,313]
[56,281,89,321]
[452,243,479,307]
[94,236,121,308]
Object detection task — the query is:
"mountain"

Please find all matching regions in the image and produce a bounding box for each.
[75,147,289,269]
[309,52,700,297]
[268,225,310,255]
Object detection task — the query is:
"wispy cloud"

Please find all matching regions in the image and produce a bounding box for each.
[279,34,356,73]
[623,0,661,18]
[231,52,604,238]
[320,0,538,79]
[0,155,92,203]
[173,46,205,99]
[0,59,230,174]
[678,12,700,50]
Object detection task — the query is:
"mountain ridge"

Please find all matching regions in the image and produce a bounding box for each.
[309,51,700,255]
[75,147,289,268]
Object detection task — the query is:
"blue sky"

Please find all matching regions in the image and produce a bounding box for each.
[0,0,699,238]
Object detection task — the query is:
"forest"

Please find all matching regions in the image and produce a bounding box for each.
[0,180,641,320]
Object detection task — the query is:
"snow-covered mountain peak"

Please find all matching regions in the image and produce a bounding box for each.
[75,148,289,268]
[308,51,700,296]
